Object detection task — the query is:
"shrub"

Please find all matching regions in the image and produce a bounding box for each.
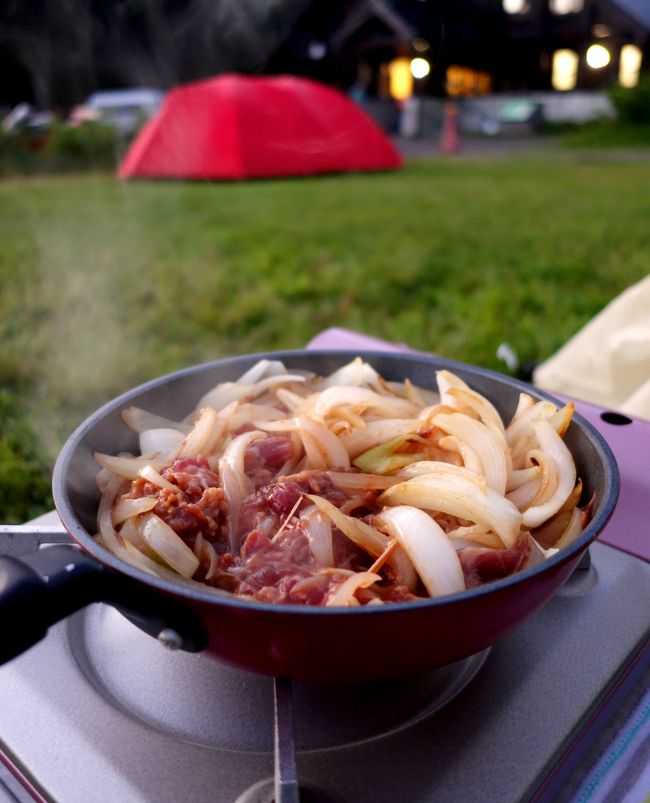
[44,120,118,165]
[609,74,650,125]
[0,390,52,522]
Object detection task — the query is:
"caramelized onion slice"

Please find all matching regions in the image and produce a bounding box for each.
[313,386,419,420]
[112,496,157,525]
[94,452,168,480]
[122,406,191,435]
[296,416,350,469]
[431,412,508,494]
[339,419,420,459]
[300,506,335,567]
[198,373,306,413]
[375,506,465,597]
[326,571,381,606]
[306,494,418,589]
[174,406,228,459]
[521,420,576,528]
[379,468,522,548]
[138,464,177,492]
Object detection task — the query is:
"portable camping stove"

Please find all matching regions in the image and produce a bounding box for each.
[0,344,648,803]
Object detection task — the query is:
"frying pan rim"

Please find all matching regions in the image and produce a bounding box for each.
[52,348,620,617]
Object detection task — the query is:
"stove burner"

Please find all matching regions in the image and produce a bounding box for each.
[69,605,489,753]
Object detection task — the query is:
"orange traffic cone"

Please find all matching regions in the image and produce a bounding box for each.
[440,102,460,155]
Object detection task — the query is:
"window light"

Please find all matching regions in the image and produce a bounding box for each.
[550,0,583,14]
[552,49,579,91]
[619,44,642,88]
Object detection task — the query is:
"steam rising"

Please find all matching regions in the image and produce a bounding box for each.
[1,0,310,108]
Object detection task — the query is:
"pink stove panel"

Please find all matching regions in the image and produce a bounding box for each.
[559,398,650,562]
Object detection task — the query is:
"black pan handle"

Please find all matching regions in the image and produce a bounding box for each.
[0,544,208,665]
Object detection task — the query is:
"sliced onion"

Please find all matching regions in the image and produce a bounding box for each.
[524,449,558,508]
[432,412,508,494]
[326,571,381,606]
[403,378,427,407]
[376,506,465,597]
[506,478,541,511]
[436,369,468,407]
[139,513,200,578]
[379,468,522,548]
[112,496,157,525]
[295,416,350,469]
[197,373,306,413]
[220,430,265,497]
[506,399,558,449]
[97,474,128,554]
[118,515,146,549]
[521,420,576,528]
[138,464,177,492]
[438,435,482,475]
[313,386,418,421]
[306,494,417,589]
[327,471,399,491]
[319,358,384,392]
[121,406,191,435]
[218,430,264,552]
[553,505,584,549]
[446,526,503,549]
[306,494,388,556]
[226,402,283,431]
[300,506,334,567]
[94,452,168,480]
[236,359,289,384]
[397,460,487,486]
[139,428,185,459]
[194,532,219,580]
[548,402,575,438]
[510,392,536,423]
[506,466,541,492]
[175,406,227,459]
[447,387,506,436]
[274,387,308,413]
[436,370,506,436]
[532,480,583,548]
[338,419,420,458]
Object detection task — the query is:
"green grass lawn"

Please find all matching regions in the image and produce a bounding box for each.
[1,155,649,520]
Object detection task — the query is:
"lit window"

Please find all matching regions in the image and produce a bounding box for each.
[550,0,583,14]
[552,49,579,91]
[586,44,611,69]
[388,58,413,101]
[503,0,529,13]
[619,44,642,88]
[446,66,492,97]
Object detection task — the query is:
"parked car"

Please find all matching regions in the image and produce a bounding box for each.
[2,103,54,133]
[70,88,165,135]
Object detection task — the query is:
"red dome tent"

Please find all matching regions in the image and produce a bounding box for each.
[118,74,402,180]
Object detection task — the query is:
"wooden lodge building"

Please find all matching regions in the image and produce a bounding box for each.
[267,0,650,101]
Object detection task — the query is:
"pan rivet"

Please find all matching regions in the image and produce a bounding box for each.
[157,628,183,650]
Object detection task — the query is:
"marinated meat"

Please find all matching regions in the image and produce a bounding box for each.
[459,533,531,588]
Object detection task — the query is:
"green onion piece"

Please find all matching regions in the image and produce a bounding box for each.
[353,434,426,475]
